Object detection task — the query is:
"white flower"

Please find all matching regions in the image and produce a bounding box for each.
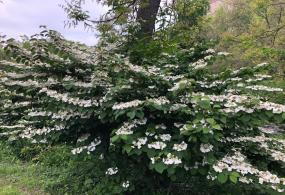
[122,181,130,188]
[147,96,170,105]
[245,85,283,92]
[200,144,213,153]
[77,133,90,143]
[115,119,147,136]
[159,134,171,141]
[217,52,230,56]
[148,141,167,150]
[255,62,268,68]
[105,167,118,175]
[112,100,144,110]
[162,153,182,165]
[132,137,148,149]
[190,60,208,70]
[173,141,187,151]
[205,48,215,54]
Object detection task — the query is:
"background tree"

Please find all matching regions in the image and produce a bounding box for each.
[206,0,285,75]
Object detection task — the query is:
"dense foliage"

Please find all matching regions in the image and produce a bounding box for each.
[207,0,285,74]
[0,29,285,194]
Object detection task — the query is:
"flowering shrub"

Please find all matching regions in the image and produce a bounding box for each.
[0,30,285,194]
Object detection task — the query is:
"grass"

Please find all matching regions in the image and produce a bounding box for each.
[0,143,48,195]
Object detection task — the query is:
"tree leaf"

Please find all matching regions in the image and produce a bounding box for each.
[154,162,166,174]
[111,135,120,143]
[217,173,228,184]
[127,111,136,119]
[229,175,238,184]
[198,100,211,109]
[123,145,132,154]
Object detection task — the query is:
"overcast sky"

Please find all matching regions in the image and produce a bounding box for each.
[0,0,107,45]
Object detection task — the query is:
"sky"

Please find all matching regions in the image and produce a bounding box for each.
[0,0,107,45]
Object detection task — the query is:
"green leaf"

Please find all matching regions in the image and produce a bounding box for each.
[127,111,136,119]
[136,111,144,119]
[167,167,175,176]
[231,172,240,177]
[282,113,285,120]
[206,118,215,124]
[213,124,222,130]
[123,145,132,154]
[121,135,129,141]
[154,162,167,174]
[229,172,240,184]
[111,135,120,142]
[198,100,211,109]
[217,173,228,184]
[229,175,238,184]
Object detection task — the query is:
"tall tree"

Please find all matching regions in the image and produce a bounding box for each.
[63,0,162,37]
[136,0,161,37]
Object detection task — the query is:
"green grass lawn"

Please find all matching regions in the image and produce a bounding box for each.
[0,143,47,195]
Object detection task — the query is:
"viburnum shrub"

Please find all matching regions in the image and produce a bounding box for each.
[0,30,285,194]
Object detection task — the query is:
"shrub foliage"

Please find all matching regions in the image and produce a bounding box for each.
[0,30,285,194]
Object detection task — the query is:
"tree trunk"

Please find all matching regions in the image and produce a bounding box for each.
[136,0,161,37]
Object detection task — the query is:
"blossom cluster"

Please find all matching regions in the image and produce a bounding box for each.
[39,88,98,107]
[115,119,147,136]
[212,150,285,192]
[71,138,101,155]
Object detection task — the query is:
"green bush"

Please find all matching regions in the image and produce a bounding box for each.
[0,30,285,194]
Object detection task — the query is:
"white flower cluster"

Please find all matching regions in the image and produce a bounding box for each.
[245,85,283,92]
[19,124,65,138]
[156,134,171,142]
[77,133,91,143]
[228,134,285,163]
[173,141,187,151]
[132,137,147,149]
[204,48,215,54]
[72,81,93,88]
[128,64,151,76]
[148,141,167,150]
[155,124,167,130]
[258,101,285,113]
[28,110,90,121]
[71,138,101,155]
[0,125,25,129]
[121,181,130,188]
[213,151,285,192]
[28,111,52,117]
[204,55,214,60]
[162,153,182,165]
[115,119,147,136]
[164,74,184,81]
[190,59,208,70]
[0,60,30,70]
[258,125,281,134]
[245,74,272,83]
[1,78,40,87]
[169,103,188,112]
[255,62,268,68]
[269,150,285,163]
[200,143,213,153]
[5,72,34,79]
[217,52,230,56]
[39,88,97,107]
[105,167,118,175]
[147,96,170,105]
[112,100,144,110]
[196,80,225,89]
